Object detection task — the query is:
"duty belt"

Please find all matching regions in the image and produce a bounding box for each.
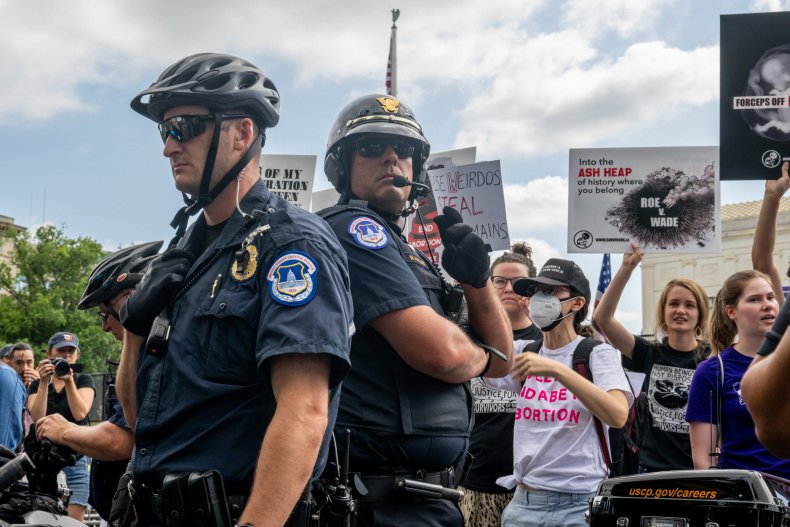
[353,467,464,503]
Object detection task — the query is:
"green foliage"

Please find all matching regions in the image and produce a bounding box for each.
[0,225,119,373]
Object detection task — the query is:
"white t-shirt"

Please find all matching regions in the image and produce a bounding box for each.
[484,336,633,493]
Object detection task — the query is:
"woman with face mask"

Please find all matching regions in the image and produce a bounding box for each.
[685,270,790,478]
[592,243,710,473]
[485,258,632,527]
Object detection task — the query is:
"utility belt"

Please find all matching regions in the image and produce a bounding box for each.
[126,470,246,527]
[352,467,464,503]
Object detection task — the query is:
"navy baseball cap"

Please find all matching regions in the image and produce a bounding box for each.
[48,332,80,351]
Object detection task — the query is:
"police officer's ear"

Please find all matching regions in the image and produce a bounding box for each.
[232,117,257,152]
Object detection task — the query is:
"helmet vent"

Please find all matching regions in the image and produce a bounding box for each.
[197,74,232,91]
[237,72,260,90]
[172,64,202,86]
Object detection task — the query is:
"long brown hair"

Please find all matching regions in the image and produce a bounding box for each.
[708,270,773,356]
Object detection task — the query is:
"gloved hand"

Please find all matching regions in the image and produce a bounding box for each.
[434,206,490,288]
[120,248,195,335]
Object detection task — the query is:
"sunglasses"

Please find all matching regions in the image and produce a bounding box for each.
[353,137,416,159]
[97,305,120,323]
[158,114,216,144]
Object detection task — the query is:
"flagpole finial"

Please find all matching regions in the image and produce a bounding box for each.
[391,8,400,27]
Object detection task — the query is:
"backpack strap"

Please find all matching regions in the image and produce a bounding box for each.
[523,338,612,467]
[571,338,612,467]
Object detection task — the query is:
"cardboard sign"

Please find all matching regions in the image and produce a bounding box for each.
[260,154,316,208]
[568,147,720,253]
[721,12,790,180]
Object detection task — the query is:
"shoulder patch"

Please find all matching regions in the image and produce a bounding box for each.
[348,216,389,250]
[403,252,428,269]
[266,251,319,306]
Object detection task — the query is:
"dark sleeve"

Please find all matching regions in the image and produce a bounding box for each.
[622,335,656,374]
[325,212,429,330]
[28,379,40,395]
[75,373,96,392]
[685,357,717,424]
[256,218,354,389]
[107,399,131,431]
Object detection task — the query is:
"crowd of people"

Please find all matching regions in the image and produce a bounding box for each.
[1,50,789,527]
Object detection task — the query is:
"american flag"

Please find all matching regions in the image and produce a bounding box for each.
[592,253,611,342]
[386,9,399,96]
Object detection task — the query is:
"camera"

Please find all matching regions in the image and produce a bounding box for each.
[50,358,83,376]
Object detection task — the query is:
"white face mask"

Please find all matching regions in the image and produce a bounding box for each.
[529,292,577,330]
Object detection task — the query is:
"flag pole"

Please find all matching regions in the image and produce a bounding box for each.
[387,9,400,96]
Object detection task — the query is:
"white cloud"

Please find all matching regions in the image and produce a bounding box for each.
[504,176,569,233]
[751,0,790,10]
[563,0,675,38]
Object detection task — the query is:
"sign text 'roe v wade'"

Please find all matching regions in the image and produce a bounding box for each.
[567,147,720,254]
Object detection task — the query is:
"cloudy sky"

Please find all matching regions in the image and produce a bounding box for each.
[2,0,787,333]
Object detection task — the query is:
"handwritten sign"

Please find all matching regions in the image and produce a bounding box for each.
[260,154,316,209]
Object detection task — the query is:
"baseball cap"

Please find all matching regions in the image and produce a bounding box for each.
[48,332,80,352]
[513,258,591,303]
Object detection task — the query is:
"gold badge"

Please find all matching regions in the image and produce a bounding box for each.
[231,245,258,281]
[376,97,400,113]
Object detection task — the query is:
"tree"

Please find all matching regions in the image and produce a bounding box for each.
[0,225,118,373]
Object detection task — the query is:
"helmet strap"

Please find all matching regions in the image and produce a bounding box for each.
[167,115,260,248]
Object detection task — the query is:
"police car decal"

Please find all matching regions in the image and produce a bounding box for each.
[348,216,389,250]
[266,251,318,306]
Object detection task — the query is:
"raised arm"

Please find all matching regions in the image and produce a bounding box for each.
[752,161,790,305]
[591,243,642,358]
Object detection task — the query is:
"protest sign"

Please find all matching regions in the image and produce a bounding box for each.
[568,147,720,253]
[405,148,477,266]
[260,154,316,208]
[721,12,790,180]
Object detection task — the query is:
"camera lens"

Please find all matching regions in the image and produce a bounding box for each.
[52,358,71,377]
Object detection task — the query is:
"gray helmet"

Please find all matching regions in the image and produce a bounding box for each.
[78,241,163,310]
[130,53,280,130]
[324,94,431,196]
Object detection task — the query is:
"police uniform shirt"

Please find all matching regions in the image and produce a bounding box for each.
[322,202,472,469]
[132,179,353,488]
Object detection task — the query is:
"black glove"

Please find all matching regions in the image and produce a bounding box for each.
[434,206,490,288]
[120,248,194,335]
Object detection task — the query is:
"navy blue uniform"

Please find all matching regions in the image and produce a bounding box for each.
[132,180,353,490]
[90,386,130,520]
[322,200,471,527]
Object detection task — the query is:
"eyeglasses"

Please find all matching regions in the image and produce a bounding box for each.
[352,137,416,159]
[491,276,528,289]
[158,114,215,144]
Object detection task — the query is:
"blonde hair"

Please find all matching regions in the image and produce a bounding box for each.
[655,278,710,343]
[708,270,773,355]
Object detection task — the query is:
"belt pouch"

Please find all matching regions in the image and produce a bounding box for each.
[161,473,190,527]
[187,470,232,527]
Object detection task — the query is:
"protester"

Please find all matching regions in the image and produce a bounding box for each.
[486,258,632,527]
[319,94,513,526]
[741,162,790,458]
[0,360,25,452]
[460,242,540,527]
[9,342,38,388]
[592,243,709,472]
[751,160,790,305]
[686,270,790,478]
[28,331,95,522]
[36,242,160,522]
[118,52,353,527]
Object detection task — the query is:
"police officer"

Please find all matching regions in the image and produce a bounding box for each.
[117,53,353,527]
[319,95,514,526]
[36,241,161,522]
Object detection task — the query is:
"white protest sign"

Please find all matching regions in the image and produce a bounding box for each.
[260,154,316,209]
[568,147,720,253]
[428,159,510,252]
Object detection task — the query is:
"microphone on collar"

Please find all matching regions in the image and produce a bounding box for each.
[392,175,431,194]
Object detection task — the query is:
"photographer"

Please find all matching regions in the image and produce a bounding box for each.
[28,331,95,523]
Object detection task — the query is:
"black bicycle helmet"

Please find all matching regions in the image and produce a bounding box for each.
[324,94,431,197]
[130,53,280,130]
[78,241,163,310]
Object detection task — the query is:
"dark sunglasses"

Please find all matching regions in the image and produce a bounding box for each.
[97,305,120,323]
[353,137,416,159]
[158,114,215,144]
